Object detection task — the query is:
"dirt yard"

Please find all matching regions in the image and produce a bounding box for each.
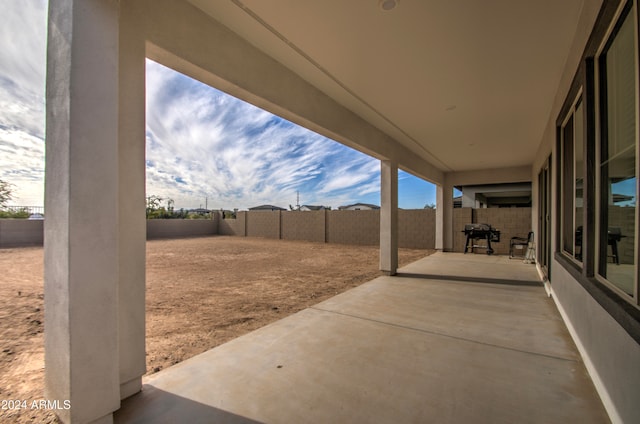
[0,236,432,423]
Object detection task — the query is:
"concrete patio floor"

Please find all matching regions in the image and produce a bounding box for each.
[115,252,610,423]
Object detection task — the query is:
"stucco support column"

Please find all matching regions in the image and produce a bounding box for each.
[380,160,398,275]
[45,1,120,423]
[435,177,454,252]
[118,1,147,401]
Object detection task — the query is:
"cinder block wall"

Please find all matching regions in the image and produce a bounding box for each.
[608,206,635,264]
[2,216,223,247]
[326,210,380,245]
[246,210,281,239]
[453,208,473,252]
[238,209,437,248]
[1,209,530,252]
[0,219,44,247]
[218,211,247,236]
[473,208,532,255]
[146,218,217,240]
[399,209,435,249]
[281,210,325,243]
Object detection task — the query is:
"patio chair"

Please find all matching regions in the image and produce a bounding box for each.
[509,231,533,259]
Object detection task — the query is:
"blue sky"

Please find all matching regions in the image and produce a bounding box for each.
[0,1,436,210]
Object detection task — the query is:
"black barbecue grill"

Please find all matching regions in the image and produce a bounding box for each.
[463,223,501,255]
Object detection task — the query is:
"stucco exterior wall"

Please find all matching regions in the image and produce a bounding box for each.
[528,1,639,421]
[550,262,640,424]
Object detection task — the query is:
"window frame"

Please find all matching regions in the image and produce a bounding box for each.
[560,91,585,265]
[553,0,640,342]
[594,0,640,305]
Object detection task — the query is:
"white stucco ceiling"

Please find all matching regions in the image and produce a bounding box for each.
[188,0,584,173]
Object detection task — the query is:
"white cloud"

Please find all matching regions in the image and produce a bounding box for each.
[1,6,439,211]
[0,128,45,204]
[0,0,46,205]
[145,60,381,210]
[0,1,46,96]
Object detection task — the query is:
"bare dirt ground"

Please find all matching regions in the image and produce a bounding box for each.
[0,236,432,423]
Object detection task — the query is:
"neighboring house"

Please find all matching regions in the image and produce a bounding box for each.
[299,205,328,211]
[338,203,380,211]
[190,208,211,215]
[248,204,287,211]
[456,182,532,208]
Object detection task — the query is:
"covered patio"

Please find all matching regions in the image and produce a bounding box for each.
[45,1,640,422]
[115,253,608,424]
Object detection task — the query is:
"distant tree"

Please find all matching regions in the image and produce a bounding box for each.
[223,209,236,219]
[146,195,163,218]
[0,208,29,219]
[146,195,162,209]
[424,203,436,209]
[0,179,14,209]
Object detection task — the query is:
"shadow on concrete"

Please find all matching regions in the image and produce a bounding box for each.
[395,272,542,287]
[113,252,609,423]
[115,385,263,424]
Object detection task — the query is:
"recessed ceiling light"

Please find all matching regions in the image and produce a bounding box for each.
[379,0,398,11]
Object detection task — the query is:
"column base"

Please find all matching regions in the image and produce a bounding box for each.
[120,377,142,400]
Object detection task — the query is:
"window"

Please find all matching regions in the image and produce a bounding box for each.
[538,156,551,276]
[561,96,584,263]
[597,0,638,299]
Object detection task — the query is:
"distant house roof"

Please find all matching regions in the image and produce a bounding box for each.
[300,205,327,211]
[249,204,287,211]
[338,203,380,210]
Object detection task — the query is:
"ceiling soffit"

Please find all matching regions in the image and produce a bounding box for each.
[187,0,584,174]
